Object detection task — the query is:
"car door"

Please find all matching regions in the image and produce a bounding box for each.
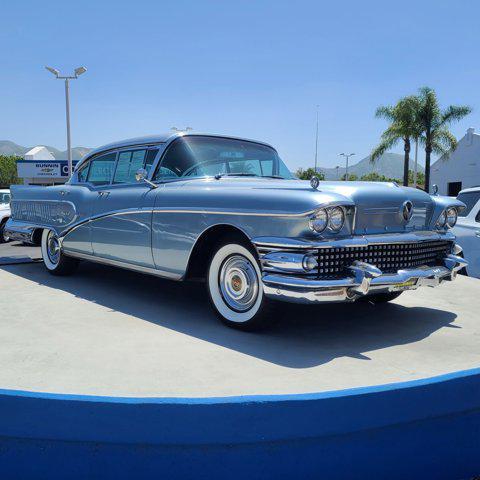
[453,192,480,278]
[89,148,159,268]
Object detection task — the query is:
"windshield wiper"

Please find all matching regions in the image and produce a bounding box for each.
[214,173,259,179]
[214,173,285,180]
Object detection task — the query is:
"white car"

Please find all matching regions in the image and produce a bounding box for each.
[0,189,12,243]
[453,187,480,278]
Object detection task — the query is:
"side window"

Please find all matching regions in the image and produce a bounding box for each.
[114,150,146,184]
[87,152,117,186]
[153,140,193,181]
[77,162,90,183]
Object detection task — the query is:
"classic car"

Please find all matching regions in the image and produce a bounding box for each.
[0,189,12,243]
[5,133,467,329]
[452,186,480,278]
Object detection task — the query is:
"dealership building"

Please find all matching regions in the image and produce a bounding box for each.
[17,146,78,186]
[430,127,480,196]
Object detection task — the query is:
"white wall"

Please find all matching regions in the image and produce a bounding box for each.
[24,146,55,161]
[430,128,480,195]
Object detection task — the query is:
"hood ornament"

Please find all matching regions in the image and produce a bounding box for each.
[310,176,320,190]
[401,200,414,222]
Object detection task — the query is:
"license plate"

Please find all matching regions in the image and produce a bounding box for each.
[391,279,417,291]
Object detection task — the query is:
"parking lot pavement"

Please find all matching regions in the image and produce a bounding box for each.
[1,258,479,398]
[0,241,41,265]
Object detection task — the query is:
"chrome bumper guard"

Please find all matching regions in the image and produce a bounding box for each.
[262,254,467,304]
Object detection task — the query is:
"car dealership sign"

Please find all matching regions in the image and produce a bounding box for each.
[17,160,79,178]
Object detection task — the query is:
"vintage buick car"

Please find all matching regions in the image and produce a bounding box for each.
[6,133,467,329]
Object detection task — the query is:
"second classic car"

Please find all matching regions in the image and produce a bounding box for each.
[6,132,467,329]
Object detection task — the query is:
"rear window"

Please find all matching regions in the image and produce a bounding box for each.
[457,191,480,216]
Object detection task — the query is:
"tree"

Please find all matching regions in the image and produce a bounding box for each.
[295,167,325,181]
[408,169,425,189]
[415,87,471,192]
[341,173,358,181]
[371,95,421,187]
[0,155,21,188]
[360,172,398,182]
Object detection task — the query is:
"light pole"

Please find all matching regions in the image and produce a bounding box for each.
[45,65,87,178]
[413,137,419,188]
[314,105,319,173]
[339,153,355,181]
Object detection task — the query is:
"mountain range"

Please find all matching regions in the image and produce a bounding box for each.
[316,152,424,181]
[0,140,91,160]
[0,141,424,181]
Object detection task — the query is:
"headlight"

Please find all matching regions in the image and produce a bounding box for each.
[309,208,328,233]
[328,206,345,232]
[446,207,458,228]
[436,210,447,228]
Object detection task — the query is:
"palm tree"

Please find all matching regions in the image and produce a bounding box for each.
[371,96,420,186]
[415,87,472,192]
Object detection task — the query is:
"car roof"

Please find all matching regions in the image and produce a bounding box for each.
[458,186,480,194]
[79,132,275,166]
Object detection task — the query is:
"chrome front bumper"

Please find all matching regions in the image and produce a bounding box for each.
[254,231,467,304]
[262,254,467,303]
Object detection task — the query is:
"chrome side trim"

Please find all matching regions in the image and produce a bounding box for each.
[63,250,182,281]
[59,206,331,240]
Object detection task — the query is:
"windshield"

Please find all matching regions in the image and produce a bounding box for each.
[0,193,11,204]
[153,136,294,181]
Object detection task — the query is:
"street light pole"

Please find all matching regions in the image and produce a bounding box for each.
[314,105,319,173]
[339,153,355,180]
[45,66,87,179]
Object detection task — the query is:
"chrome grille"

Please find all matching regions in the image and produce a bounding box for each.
[317,240,451,276]
[11,200,76,226]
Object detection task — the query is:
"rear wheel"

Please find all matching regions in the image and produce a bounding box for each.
[41,229,78,276]
[207,240,271,330]
[363,291,403,304]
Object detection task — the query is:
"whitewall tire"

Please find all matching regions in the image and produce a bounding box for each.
[41,229,78,276]
[207,242,270,330]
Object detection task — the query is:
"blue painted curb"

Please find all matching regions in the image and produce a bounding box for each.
[1,368,479,479]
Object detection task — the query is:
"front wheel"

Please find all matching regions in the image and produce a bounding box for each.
[207,242,271,330]
[41,229,78,276]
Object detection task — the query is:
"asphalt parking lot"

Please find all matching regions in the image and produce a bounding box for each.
[1,241,479,398]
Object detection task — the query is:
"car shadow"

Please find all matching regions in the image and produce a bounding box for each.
[2,261,458,369]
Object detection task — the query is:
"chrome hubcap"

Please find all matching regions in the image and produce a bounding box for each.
[47,231,60,264]
[219,255,259,312]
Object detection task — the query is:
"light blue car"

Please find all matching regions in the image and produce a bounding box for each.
[6,133,467,329]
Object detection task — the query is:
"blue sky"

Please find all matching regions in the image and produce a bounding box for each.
[1,0,479,170]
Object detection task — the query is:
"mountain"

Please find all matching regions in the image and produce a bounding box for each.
[0,140,91,160]
[317,152,424,181]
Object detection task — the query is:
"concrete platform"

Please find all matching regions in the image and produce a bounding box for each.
[0,241,41,265]
[1,259,479,397]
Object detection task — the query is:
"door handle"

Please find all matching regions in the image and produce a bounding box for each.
[475,230,480,238]
[60,190,69,196]
[97,191,110,197]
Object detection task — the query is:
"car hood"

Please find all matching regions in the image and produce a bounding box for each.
[174,178,435,233]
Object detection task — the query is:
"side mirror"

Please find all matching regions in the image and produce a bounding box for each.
[135,168,158,189]
[432,184,439,195]
[135,168,148,182]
